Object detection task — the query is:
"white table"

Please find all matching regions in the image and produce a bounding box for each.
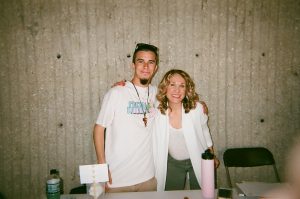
[61,189,241,199]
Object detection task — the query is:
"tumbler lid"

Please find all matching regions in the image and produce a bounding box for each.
[202,149,214,159]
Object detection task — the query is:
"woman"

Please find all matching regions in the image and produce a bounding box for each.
[152,69,219,191]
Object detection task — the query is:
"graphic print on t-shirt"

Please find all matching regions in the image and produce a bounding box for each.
[127,100,156,118]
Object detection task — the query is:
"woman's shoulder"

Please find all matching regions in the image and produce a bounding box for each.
[191,102,204,113]
[189,102,208,122]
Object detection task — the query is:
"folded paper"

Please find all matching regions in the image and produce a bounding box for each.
[79,164,109,184]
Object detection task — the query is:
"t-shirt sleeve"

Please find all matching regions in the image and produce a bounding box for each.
[152,86,159,108]
[96,88,118,127]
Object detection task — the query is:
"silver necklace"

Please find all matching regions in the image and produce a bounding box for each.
[131,81,149,127]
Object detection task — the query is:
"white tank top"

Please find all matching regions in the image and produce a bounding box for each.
[168,125,190,160]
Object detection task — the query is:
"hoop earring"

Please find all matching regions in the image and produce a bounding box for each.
[184,96,188,102]
[163,96,168,108]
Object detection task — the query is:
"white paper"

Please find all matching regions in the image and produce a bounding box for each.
[79,164,109,184]
[236,182,283,197]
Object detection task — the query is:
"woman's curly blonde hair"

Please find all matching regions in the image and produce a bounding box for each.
[156,69,199,114]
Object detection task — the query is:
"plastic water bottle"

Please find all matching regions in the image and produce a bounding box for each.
[53,169,64,194]
[201,149,215,199]
[46,169,60,199]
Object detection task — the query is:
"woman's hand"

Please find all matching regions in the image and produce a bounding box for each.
[207,147,220,168]
[214,156,220,169]
[111,80,126,87]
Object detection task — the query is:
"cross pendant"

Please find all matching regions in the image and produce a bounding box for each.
[143,114,147,127]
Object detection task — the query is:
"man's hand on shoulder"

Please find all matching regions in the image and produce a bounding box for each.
[111,80,126,88]
[200,101,208,115]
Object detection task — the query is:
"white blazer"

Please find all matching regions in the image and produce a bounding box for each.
[152,102,213,191]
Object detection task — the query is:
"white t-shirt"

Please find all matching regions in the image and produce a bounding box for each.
[168,126,190,160]
[96,81,157,188]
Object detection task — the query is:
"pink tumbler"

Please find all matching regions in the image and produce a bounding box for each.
[201,149,215,199]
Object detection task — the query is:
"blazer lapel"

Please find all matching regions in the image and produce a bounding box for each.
[181,106,203,186]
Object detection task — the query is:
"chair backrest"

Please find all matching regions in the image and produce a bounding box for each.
[223,147,280,187]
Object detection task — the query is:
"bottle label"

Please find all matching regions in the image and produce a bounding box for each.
[47,192,60,199]
[47,179,60,194]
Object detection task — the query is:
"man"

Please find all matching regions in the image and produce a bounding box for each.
[93,43,159,192]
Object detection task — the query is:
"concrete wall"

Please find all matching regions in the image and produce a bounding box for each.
[0,0,299,198]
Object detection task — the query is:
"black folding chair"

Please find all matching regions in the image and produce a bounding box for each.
[69,184,87,194]
[223,147,280,187]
